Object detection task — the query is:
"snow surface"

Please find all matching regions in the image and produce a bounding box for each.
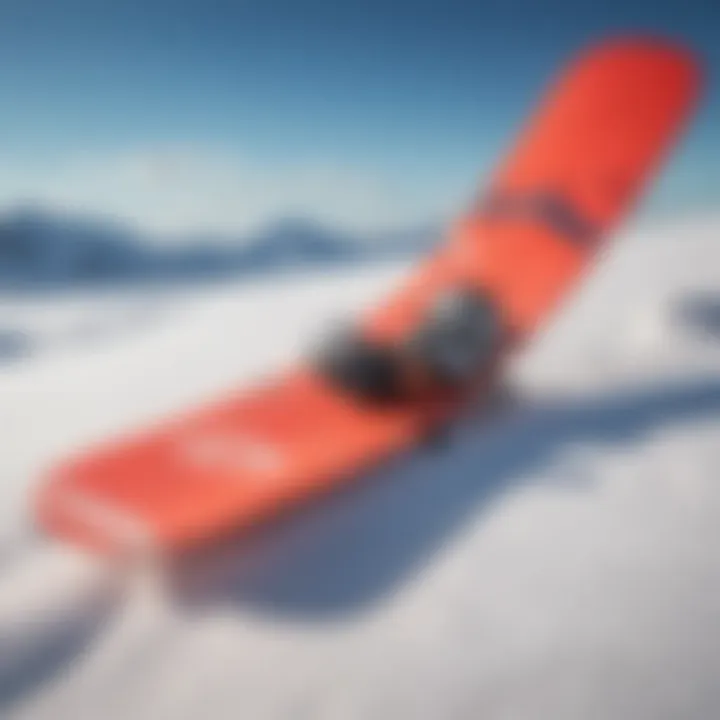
[1,213,720,719]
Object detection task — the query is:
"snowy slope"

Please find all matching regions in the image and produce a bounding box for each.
[2,214,720,719]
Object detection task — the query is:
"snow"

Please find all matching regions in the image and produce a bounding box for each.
[1,213,720,719]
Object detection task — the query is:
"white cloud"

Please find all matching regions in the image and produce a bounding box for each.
[0,146,464,241]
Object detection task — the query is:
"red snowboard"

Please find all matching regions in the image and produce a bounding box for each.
[34,37,703,557]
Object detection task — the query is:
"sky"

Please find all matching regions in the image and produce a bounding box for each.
[0,0,716,239]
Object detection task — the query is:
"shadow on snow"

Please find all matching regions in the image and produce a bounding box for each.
[166,373,720,621]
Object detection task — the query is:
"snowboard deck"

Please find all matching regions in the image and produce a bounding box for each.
[34,37,702,557]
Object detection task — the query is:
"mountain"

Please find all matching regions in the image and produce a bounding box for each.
[239,217,362,267]
[0,206,441,290]
[0,207,145,287]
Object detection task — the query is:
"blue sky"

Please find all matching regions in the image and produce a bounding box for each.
[0,0,716,238]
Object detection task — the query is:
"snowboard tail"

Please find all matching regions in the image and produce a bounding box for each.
[34,37,703,556]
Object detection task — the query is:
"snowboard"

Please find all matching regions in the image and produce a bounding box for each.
[34,37,702,557]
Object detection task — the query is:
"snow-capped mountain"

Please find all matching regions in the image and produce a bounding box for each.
[0,208,144,286]
[0,206,440,289]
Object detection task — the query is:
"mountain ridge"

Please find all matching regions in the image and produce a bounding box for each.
[0,205,442,289]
